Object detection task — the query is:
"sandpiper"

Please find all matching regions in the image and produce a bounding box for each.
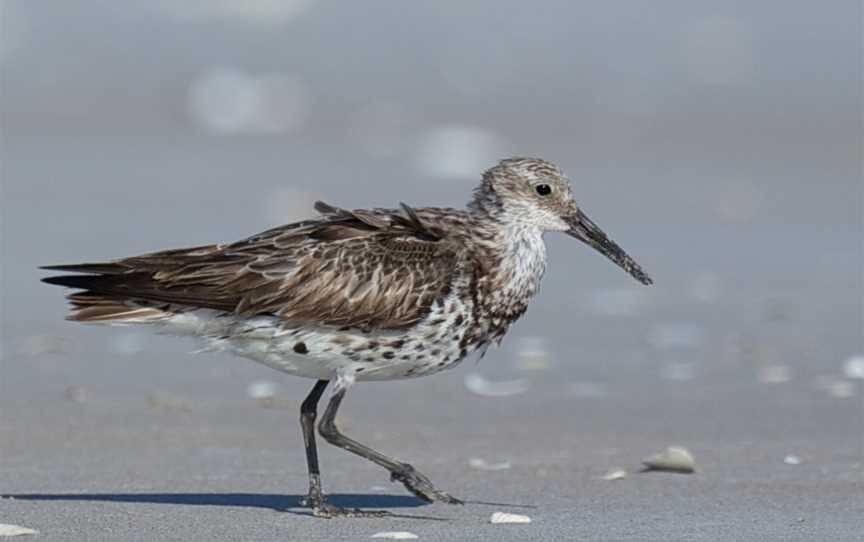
[42,157,651,517]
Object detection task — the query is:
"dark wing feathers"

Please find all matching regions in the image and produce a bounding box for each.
[42,202,465,330]
[397,202,439,240]
[40,262,131,275]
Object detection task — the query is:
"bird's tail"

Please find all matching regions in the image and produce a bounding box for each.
[41,266,174,324]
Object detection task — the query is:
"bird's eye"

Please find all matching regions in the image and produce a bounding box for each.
[535,184,552,196]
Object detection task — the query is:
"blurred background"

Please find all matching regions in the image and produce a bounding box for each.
[0,1,861,538]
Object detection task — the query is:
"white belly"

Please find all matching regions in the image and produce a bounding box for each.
[155,307,474,382]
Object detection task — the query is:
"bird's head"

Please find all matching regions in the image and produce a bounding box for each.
[471,157,652,285]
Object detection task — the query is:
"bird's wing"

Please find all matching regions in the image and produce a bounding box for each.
[42,202,463,330]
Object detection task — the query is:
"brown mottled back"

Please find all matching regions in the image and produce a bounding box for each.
[43,202,474,330]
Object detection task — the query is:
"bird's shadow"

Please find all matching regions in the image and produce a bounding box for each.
[3,492,426,511]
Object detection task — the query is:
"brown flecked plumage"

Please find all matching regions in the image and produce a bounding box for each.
[45,202,464,329]
[41,157,652,518]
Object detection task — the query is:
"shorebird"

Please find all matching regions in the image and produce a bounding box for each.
[42,157,651,517]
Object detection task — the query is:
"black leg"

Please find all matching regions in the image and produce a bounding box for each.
[299,379,328,503]
[318,385,462,505]
[297,380,389,518]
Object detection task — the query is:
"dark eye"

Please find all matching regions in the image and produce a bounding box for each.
[535,184,552,196]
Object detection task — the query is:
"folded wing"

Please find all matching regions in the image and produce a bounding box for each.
[42,202,461,330]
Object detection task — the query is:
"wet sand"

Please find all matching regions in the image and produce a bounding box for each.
[2,327,861,541]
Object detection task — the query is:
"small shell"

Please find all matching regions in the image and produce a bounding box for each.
[468,457,512,471]
[641,446,696,473]
[489,511,532,524]
[602,468,628,481]
[464,373,526,397]
[370,532,418,540]
[0,524,39,537]
[843,355,864,379]
[246,380,278,400]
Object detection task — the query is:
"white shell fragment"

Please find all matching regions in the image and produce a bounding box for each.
[370,532,419,540]
[784,455,801,465]
[843,355,864,380]
[468,457,512,471]
[464,372,526,397]
[0,524,39,537]
[641,446,696,474]
[602,468,628,481]
[246,380,278,400]
[489,511,532,524]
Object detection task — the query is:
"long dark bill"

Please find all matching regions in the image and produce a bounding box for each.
[565,209,653,285]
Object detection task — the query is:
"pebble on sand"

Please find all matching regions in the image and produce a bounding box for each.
[370,532,419,540]
[641,446,696,474]
[0,524,39,537]
[602,468,628,481]
[489,512,532,524]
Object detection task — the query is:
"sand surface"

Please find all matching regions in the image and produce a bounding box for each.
[2,329,862,541]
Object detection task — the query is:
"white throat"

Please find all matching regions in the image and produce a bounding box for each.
[496,224,547,302]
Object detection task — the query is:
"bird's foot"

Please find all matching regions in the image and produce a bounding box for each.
[390,463,463,505]
[300,495,390,518]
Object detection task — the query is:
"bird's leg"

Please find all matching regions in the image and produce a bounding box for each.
[297,379,388,518]
[299,380,328,507]
[318,385,462,505]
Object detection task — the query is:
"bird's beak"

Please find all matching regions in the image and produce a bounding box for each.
[564,209,653,285]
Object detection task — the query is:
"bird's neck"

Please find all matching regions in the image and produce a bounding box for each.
[492,222,547,299]
[470,205,548,322]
